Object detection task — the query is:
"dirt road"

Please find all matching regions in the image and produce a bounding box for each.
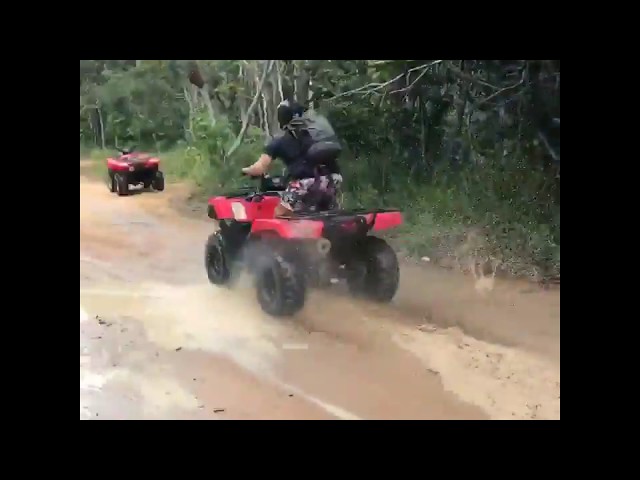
[80,162,560,420]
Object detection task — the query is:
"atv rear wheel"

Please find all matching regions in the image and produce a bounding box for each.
[256,252,306,317]
[152,171,165,191]
[108,173,116,193]
[205,231,231,285]
[114,173,129,196]
[346,236,399,302]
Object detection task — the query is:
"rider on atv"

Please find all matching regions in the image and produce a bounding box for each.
[242,100,343,217]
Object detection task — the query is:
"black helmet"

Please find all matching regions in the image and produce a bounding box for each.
[277,100,304,129]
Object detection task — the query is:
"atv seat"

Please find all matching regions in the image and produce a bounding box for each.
[303,191,337,212]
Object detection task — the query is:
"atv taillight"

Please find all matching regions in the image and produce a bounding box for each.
[147,158,159,164]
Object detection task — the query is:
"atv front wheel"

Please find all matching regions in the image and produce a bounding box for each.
[347,236,399,303]
[205,231,231,285]
[256,252,306,317]
[152,171,165,192]
[114,173,129,196]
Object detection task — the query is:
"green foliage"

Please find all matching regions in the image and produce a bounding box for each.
[152,118,264,196]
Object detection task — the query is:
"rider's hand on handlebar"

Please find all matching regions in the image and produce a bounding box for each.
[242,167,264,178]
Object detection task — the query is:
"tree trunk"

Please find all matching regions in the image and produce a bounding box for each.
[307,78,314,110]
[97,106,106,149]
[266,66,279,134]
[456,61,470,136]
[238,64,248,126]
[254,65,268,135]
[276,61,284,103]
[282,61,295,102]
[226,60,275,159]
[256,61,279,136]
[256,98,265,133]
[420,99,427,170]
[200,83,217,126]
[294,60,310,106]
[191,84,201,109]
[260,90,269,136]
[183,85,195,141]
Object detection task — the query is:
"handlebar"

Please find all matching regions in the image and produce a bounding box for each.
[239,173,287,193]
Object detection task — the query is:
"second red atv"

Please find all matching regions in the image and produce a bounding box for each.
[106,146,165,196]
[204,174,402,317]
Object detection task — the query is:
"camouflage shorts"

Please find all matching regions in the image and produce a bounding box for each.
[281,174,343,212]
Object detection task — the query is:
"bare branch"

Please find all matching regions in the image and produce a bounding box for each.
[537,130,560,163]
[369,60,419,66]
[226,60,275,159]
[388,64,433,95]
[327,61,443,101]
[477,70,526,106]
[447,65,503,90]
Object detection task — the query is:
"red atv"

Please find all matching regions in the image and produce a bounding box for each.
[106,146,165,196]
[204,174,402,317]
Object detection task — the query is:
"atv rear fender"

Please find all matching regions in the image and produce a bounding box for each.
[250,211,403,239]
[107,155,160,172]
[251,219,325,239]
[363,211,403,231]
[208,194,403,238]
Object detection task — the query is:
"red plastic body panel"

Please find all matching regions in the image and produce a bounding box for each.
[208,195,403,239]
[209,196,323,238]
[251,219,325,238]
[364,211,403,231]
[107,153,160,172]
[209,196,281,221]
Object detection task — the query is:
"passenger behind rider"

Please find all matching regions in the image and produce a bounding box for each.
[241,100,343,217]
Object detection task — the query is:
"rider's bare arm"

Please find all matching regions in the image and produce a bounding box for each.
[242,154,273,176]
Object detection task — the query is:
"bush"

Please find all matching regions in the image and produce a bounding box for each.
[150,114,265,195]
[336,150,560,279]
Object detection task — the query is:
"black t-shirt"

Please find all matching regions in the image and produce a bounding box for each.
[264,132,304,165]
[263,132,312,179]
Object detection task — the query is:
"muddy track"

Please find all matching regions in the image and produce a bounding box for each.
[80,161,560,420]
